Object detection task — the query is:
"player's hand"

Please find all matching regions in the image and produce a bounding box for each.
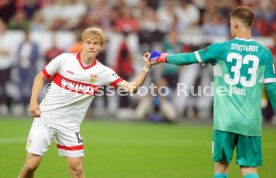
[143,52,151,69]
[29,101,41,117]
[149,51,168,65]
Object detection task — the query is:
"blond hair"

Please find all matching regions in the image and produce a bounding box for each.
[81,27,107,45]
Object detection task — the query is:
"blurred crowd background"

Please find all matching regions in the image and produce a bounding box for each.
[0,0,275,123]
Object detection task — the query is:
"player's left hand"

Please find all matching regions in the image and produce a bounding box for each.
[143,52,151,69]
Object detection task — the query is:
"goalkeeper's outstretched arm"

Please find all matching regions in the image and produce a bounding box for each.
[167,52,200,65]
[149,51,199,65]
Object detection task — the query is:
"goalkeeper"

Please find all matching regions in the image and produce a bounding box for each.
[149,6,276,178]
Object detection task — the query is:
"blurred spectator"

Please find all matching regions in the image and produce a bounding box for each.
[157,0,177,33]
[67,29,82,53]
[132,0,149,20]
[0,0,16,23]
[175,0,200,32]
[44,32,63,64]
[41,0,87,31]
[252,16,269,36]
[22,0,41,20]
[15,30,39,113]
[138,7,164,52]
[40,0,60,30]
[87,0,112,31]
[161,29,182,89]
[135,78,177,122]
[175,44,201,118]
[72,15,96,31]
[114,5,139,33]
[8,9,30,30]
[29,10,47,31]
[147,0,160,10]
[0,19,13,115]
[114,31,135,108]
[110,0,128,28]
[202,11,228,36]
[58,0,87,30]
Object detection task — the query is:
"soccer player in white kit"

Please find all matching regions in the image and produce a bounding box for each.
[18,27,152,178]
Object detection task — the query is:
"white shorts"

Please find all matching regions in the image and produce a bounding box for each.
[26,118,84,157]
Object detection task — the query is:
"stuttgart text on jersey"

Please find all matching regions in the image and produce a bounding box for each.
[231,43,259,52]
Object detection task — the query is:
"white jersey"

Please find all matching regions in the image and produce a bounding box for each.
[40,52,122,129]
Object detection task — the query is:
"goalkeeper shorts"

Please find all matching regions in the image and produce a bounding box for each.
[212,130,262,167]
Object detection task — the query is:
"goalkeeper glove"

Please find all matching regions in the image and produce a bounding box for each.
[149,51,168,64]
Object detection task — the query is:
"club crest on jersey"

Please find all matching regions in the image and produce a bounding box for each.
[90,74,97,83]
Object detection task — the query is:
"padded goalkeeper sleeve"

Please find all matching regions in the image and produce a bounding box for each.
[266,82,276,111]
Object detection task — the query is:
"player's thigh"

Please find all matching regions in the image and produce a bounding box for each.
[55,127,84,157]
[212,130,236,163]
[24,152,43,169]
[236,135,262,167]
[26,118,53,156]
[66,156,84,171]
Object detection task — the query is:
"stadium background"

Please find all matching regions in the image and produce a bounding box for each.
[0,0,275,177]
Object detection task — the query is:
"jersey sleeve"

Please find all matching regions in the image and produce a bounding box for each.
[102,67,123,87]
[42,54,63,79]
[197,43,222,64]
[167,52,198,65]
[264,49,276,83]
[166,43,222,65]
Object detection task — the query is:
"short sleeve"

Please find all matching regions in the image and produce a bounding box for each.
[197,43,222,64]
[101,67,123,87]
[264,50,276,83]
[42,54,63,79]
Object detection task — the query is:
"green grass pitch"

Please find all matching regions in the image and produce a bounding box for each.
[0,116,275,178]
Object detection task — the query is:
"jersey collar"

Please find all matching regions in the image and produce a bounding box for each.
[235,37,254,42]
[77,52,97,69]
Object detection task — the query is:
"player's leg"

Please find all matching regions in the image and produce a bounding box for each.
[55,127,85,178]
[236,135,262,178]
[214,162,229,178]
[19,153,43,178]
[66,157,85,178]
[212,130,236,178]
[18,118,53,178]
[241,167,259,178]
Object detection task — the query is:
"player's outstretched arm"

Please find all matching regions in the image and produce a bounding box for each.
[29,72,46,117]
[116,52,151,93]
[149,51,199,65]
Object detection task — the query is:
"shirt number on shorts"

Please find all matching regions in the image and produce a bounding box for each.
[75,132,83,143]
